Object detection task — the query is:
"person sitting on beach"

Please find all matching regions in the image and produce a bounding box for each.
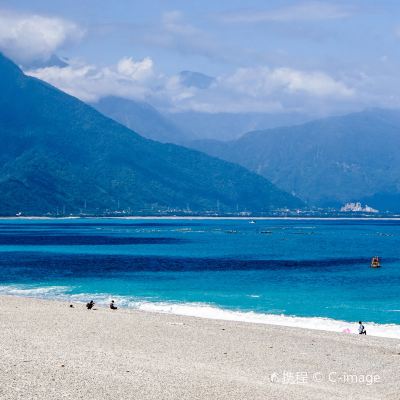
[110,300,118,310]
[358,321,367,335]
[86,300,95,310]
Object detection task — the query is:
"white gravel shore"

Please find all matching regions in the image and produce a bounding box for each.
[1,296,399,400]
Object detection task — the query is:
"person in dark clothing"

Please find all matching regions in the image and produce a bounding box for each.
[86,300,95,310]
[110,300,118,310]
[358,321,367,335]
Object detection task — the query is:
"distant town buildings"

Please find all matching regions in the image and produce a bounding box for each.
[340,202,378,213]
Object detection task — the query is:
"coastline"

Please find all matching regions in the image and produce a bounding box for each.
[1,216,400,220]
[2,286,400,340]
[1,295,399,399]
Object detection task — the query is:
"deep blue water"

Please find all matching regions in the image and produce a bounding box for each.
[0,218,399,329]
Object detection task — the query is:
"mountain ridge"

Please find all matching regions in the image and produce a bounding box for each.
[190,109,400,211]
[92,96,188,144]
[0,53,302,215]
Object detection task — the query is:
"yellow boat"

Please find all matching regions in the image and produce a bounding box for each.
[370,256,381,268]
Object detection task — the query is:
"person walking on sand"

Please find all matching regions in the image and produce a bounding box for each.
[358,321,367,335]
[110,300,118,310]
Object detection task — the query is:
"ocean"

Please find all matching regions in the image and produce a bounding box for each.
[1,218,399,338]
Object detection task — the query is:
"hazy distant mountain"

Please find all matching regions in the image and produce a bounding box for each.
[191,110,400,211]
[92,96,187,144]
[168,111,313,141]
[95,96,312,143]
[179,71,215,89]
[0,53,302,215]
[22,54,68,70]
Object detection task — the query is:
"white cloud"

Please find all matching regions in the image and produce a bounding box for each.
[117,57,154,81]
[222,66,353,99]
[25,56,355,114]
[0,10,84,63]
[171,65,354,113]
[271,67,353,97]
[220,2,353,23]
[26,57,157,102]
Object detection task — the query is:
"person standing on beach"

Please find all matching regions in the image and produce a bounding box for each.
[358,321,366,335]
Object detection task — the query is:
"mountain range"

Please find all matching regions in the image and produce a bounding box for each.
[0,53,302,215]
[92,77,311,143]
[93,96,312,143]
[167,111,313,141]
[191,110,400,211]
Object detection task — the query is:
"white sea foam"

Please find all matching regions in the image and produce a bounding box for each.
[1,285,400,339]
[132,301,400,339]
[0,285,73,297]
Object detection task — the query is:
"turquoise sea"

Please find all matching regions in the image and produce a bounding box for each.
[1,218,399,338]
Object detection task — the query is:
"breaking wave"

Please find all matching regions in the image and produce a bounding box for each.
[1,284,400,339]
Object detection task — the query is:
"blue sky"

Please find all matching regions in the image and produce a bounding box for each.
[1,0,400,116]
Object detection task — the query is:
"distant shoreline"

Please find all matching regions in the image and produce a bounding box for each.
[1,216,400,221]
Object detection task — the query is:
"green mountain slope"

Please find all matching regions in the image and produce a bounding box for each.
[191,110,400,211]
[0,54,302,215]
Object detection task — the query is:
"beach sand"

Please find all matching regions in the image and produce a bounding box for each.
[1,296,399,400]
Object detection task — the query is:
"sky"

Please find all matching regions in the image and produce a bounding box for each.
[1,0,400,116]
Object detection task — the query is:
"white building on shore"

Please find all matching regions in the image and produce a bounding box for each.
[340,202,378,213]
